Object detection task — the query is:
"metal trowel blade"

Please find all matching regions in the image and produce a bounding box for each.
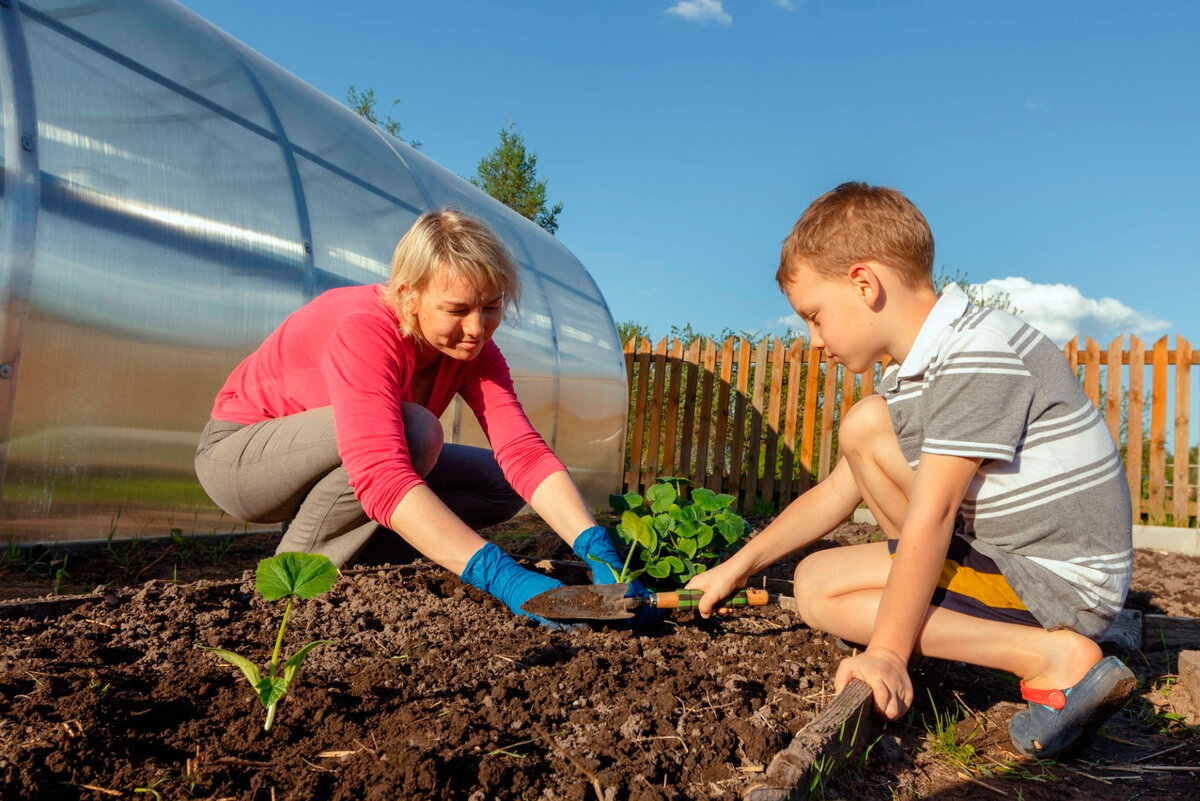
[520,583,634,620]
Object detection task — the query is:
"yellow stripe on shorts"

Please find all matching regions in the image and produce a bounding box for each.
[939,560,1028,611]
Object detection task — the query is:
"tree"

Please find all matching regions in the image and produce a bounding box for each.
[617,320,652,347]
[935,268,1020,315]
[346,85,421,150]
[471,122,563,235]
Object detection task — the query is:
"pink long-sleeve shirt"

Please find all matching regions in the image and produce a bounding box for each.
[210,284,565,525]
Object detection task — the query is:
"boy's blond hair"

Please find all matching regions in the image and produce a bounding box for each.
[777,182,935,290]
[384,209,522,340]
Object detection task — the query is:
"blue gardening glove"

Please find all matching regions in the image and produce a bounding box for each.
[572,526,666,626]
[461,543,569,628]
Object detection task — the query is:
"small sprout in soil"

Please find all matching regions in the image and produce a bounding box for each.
[198,552,338,731]
[606,476,751,588]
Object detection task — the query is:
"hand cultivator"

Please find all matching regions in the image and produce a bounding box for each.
[521,582,790,621]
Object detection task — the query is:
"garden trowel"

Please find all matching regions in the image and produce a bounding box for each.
[521,583,774,621]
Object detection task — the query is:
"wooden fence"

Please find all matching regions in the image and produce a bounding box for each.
[623,334,1199,527]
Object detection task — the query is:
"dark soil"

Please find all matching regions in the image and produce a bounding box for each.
[2,518,1199,800]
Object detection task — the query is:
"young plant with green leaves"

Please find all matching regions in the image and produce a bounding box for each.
[607,476,751,588]
[199,552,338,731]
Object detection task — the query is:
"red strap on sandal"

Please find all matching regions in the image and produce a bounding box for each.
[1020,680,1067,710]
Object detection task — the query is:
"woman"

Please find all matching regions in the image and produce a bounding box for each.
[195,210,636,622]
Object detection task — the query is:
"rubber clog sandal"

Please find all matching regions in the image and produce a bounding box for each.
[1008,656,1136,759]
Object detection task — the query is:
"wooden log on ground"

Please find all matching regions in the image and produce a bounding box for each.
[1143,614,1200,652]
[744,678,875,801]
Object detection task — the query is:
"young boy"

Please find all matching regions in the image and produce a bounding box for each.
[687,182,1136,759]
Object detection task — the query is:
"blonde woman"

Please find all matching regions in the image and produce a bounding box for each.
[196,210,647,623]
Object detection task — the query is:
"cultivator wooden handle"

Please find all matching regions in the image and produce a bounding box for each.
[648,588,769,610]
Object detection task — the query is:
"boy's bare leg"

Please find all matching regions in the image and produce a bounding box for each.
[836,396,916,540]
[793,543,1103,692]
[804,394,1103,692]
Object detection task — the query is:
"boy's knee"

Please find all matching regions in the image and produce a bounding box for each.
[792,555,828,627]
[401,402,444,477]
[838,394,893,458]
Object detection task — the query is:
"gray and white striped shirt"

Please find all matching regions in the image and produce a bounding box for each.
[877,285,1132,638]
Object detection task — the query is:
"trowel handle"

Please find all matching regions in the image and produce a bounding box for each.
[651,588,769,610]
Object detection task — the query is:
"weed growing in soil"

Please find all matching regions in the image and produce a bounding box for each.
[608,476,750,587]
[198,551,338,731]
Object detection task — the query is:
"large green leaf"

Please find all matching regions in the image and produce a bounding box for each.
[676,536,697,559]
[198,646,261,688]
[690,488,721,512]
[716,517,744,544]
[256,552,339,601]
[645,559,671,579]
[714,493,737,510]
[645,482,677,513]
[663,555,685,575]
[696,524,714,549]
[621,511,656,550]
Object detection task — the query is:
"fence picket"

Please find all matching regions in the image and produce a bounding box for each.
[679,339,702,483]
[780,340,804,503]
[693,340,718,489]
[1150,337,1169,524]
[1105,336,1123,447]
[745,338,770,506]
[643,337,669,484]
[818,358,838,482]
[763,338,786,508]
[1128,337,1145,523]
[661,338,685,477]
[1174,335,1192,526]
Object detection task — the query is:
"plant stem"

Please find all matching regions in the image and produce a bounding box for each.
[617,541,639,584]
[269,595,294,680]
[264,701,277,731]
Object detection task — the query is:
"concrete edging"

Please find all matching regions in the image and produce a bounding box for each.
[850,508,1200,557]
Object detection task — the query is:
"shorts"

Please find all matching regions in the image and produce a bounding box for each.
[888,535,1041,629]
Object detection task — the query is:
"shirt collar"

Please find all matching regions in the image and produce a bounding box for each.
[894,283,971,379]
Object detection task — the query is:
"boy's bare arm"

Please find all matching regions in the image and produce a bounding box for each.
[686,455,862,615]
[837,452,981,717]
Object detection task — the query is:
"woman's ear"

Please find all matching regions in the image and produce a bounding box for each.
[399,286,417,318]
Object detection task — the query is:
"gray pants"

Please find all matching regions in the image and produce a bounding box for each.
[194,406,525,567]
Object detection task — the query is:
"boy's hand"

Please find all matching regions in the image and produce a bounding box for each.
[683,563,748,618]
[835,646,912,720]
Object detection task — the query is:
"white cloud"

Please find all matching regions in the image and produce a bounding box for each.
[972,277,1169,345]
[774,276,1170,346]
[665,0,733,26]
[772,0,798,9]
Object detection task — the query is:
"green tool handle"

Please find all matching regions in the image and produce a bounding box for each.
[649,588,769,610]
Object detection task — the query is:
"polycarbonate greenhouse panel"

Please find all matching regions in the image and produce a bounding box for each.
[0,0,625,545]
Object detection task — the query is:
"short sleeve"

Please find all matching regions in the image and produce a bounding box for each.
[921,329,1035,463]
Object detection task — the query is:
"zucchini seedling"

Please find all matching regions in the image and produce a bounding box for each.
[199,552,338,731]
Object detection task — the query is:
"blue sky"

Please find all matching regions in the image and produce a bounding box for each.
[179,0,1199,348]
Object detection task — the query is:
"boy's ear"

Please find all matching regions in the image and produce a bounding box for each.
[847,262,883,308]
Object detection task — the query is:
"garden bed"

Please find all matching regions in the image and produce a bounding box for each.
[2,519,1199,799]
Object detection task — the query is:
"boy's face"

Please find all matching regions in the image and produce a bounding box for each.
[782,262,882,374]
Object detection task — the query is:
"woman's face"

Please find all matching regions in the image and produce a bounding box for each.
[408,269,503,362]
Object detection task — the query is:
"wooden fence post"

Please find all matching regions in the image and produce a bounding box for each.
[1150,337,1169,524]
[661,338,685,478]
[1128,336,1145,524]
[1175,335,1193,526]
[762,338,786,510]
[1104,336,1123,447]
[779,340,804,505]
[679,339,702,485]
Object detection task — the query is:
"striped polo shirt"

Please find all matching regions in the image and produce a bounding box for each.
[876,285,1132,638]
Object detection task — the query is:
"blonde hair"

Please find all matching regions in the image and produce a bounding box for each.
[384,209,522,339]
[777,182,934,290]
